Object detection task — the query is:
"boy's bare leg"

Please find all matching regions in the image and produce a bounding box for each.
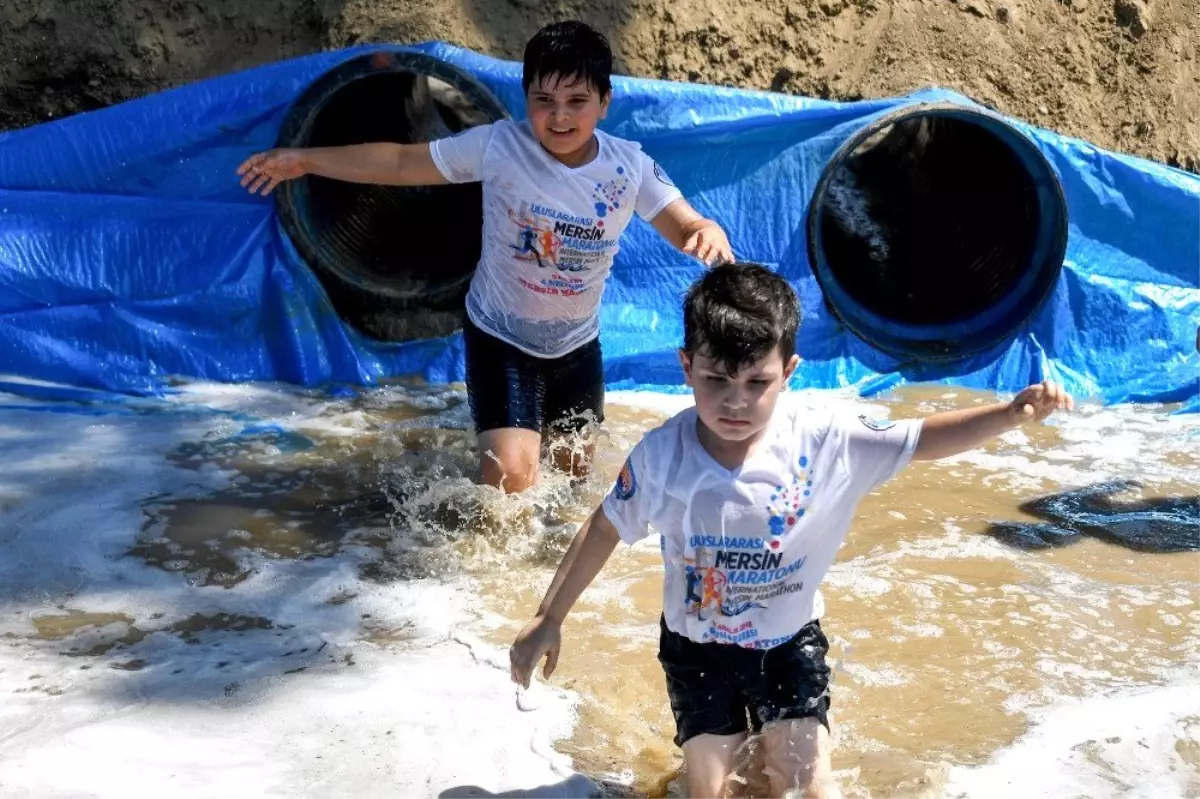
[760,718,837,798]
[683,732,746,798]
[478,428,542,493]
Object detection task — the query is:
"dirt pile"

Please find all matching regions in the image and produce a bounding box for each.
[1,0,1196,170]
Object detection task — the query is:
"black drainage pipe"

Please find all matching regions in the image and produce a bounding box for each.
[275,49,509,342]
[807,103,1068,362]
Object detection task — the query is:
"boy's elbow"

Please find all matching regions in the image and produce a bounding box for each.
[912,434,951,461]
[590,506,622,545]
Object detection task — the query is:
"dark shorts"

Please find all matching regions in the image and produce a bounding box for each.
[658,617,831,747]
[462,315,605,436]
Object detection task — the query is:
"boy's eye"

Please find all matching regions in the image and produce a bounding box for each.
[749,378,770,386]
[705,375,728,383]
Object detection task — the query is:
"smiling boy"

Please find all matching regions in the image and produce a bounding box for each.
[238,21,732,493]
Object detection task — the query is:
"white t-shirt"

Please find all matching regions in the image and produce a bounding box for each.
[429,120,683,358]
[602,400,922,649]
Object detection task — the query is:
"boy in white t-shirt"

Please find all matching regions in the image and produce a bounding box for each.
[509,263,1074,798]
[237,22,732,494]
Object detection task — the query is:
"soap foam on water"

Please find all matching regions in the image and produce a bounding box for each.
[1,382,1196,797]
[0,384,590,798]
[943,676,1200,799]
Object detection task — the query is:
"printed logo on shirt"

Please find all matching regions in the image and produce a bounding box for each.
[518,275,588,297]
[684,546,807,625]
[766,454,815,541]
[591,165,632,219]
[614,457,637,500]
[507,201,615,279]
[652,161,675,187]
[858,415,896,432]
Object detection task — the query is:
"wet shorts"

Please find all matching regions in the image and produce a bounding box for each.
[462,315,605,436]
[657,616,831,746]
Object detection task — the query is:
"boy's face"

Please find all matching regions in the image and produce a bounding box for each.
[525,74,610,161]
[679,348,800,444]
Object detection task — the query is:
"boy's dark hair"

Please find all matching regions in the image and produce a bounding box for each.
[683,263,801,375]
[522,21,613,98]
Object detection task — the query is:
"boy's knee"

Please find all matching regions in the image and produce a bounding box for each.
[761,718,835,798]
[478,433,540,493]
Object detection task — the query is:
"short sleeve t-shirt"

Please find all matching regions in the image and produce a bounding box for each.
[601,400,922,649]
[429,120,682,358]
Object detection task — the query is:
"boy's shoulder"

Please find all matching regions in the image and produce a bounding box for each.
[623,406,693,467]
[637,405,693,447]
[595,127,644,150]
[772,396,836,436]
[596,128,651,164]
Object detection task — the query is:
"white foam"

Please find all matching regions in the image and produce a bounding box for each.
[0,388,590,798]
[944,676,1200,799]
[2,381,1196,798]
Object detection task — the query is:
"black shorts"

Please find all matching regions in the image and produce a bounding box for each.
[658,617,831,747]
[462,315,605,436]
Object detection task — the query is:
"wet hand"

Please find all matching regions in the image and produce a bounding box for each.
[683,220,734,266]
[509,615,562,689]
[1011,380,1074,423]
[237,149,307,195]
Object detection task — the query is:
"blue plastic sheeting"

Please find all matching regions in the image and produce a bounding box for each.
[0,43,1197,406]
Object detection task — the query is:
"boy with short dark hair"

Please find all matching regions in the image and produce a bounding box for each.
[237,21,732,494]
[509,263,1073,798]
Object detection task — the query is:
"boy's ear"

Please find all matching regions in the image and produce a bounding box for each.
[784,354,800,383]
[599,91,611,119]
[678,349,694,386]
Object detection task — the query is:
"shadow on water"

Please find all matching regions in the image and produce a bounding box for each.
[135,434,397,588]
[12,405,597,706]
[9,411,493,705]
[131,418,492,588]
[439,774,632,798]
[986,480,1200,553]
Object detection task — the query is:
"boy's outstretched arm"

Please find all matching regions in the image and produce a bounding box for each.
[237,143,448,196]
[509,507,622,689]
[650,198,734,266]
[913,380,1074,461]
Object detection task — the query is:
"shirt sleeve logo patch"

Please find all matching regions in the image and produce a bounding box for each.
[614,457,638,500]
[858,414,896,432]
[652,161,675,187]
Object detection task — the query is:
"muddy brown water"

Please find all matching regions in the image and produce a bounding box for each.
[6,384,1196,797]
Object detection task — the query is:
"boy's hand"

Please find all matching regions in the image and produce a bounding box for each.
[237,149,308,196]
[1010,380,1074,423]
[509,615,562,689]
[683,220,734,266]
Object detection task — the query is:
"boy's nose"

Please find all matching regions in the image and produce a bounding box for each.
[724,391,749,409]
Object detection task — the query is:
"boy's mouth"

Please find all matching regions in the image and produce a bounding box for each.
[548,126,574,135]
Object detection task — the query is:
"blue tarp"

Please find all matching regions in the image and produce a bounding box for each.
[0,43,1197,405]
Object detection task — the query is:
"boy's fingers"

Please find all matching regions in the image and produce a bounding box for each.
[543,646,559,679]
[509,649,529,687]
[239,153,270,176]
